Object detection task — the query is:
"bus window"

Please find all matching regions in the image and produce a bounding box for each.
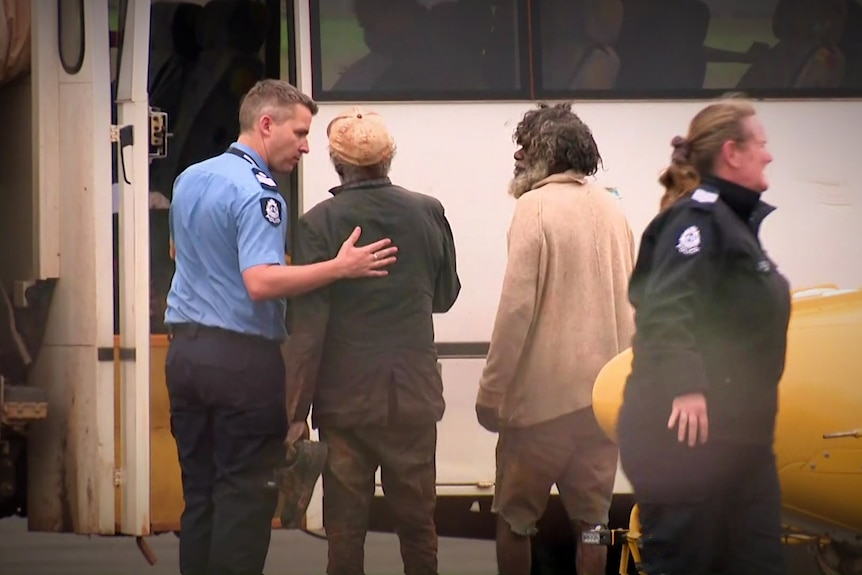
[535,0,625,92]
[535,0,861,99]
[311,0,528,100]
[732,0,849,91]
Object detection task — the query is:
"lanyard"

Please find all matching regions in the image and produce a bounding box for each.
[225,146,281,196]
[226,146,265,172]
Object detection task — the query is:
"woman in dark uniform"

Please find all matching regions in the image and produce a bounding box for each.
[617,97,792,575]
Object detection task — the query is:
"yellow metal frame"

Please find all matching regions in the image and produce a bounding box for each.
[618,505,647,575]
[113,335,182,534]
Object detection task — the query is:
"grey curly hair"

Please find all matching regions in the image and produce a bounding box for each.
[509,102,603,198]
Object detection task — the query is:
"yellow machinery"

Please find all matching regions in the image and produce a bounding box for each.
[113,335,181,535]
[592,286,862,575]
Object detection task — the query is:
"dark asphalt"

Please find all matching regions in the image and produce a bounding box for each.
[0,517,493,575]
[0,517,823,574]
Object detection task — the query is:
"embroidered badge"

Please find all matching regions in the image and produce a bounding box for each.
[260,197,282,226]
[676,225,701,255]
[756,260,772,273]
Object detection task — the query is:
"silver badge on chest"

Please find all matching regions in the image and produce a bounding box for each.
[676,225,702,256]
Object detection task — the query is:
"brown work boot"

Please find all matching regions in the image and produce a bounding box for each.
[273,439,328,528]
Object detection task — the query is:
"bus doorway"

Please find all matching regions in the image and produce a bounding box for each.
[110,0,298,538]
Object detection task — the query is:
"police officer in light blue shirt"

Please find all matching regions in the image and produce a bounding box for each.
[163,79,398,575]
[165,140,292,341]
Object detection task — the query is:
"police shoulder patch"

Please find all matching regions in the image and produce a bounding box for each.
[252,167,279,191]
[756,259,773,273]
[260,196,282,226]
[676,225,702,256]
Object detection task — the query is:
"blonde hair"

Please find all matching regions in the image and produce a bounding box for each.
[659,96,757,211]
[238,79,318,133]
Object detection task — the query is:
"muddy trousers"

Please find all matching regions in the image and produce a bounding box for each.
[319,425,438,575]
[166,326,287,575]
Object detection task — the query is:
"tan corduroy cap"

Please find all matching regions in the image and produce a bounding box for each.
[327,107,395,167]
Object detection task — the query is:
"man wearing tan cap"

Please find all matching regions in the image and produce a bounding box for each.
[284,108,460,575]
[164,80,397,575]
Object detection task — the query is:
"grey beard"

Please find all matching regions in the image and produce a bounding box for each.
[508,160,550,199]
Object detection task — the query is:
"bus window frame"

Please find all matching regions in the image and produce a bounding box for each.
[308,0,533,102]
[309,0,862,103]
[273,0,302,260]
[524,0,862,102]
[533,86,862,101]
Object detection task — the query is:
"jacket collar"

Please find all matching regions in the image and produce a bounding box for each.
[532,170,588,190]
[700,175,776,233]
[329,177,392,197]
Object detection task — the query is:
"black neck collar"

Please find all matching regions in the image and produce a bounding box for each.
[700,175,775,232]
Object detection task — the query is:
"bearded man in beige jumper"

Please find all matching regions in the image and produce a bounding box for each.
[475,102,636,575]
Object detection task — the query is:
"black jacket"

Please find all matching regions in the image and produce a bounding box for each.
[286,178,460,429]
[619,176,791,445]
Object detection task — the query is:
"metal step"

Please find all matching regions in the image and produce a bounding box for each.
[1,382,48,425]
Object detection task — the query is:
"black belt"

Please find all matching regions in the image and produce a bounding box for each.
[167,323,280,346]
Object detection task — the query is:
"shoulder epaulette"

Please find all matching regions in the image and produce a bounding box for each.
[691,188,719,204]
[252,168,279,193]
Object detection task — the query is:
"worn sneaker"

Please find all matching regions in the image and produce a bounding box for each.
[274,439,328,529]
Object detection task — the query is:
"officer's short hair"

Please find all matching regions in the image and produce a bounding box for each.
[238,80,318,132]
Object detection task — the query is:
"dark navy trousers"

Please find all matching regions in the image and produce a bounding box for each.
[620,431,785,575]
[166,325,287,575]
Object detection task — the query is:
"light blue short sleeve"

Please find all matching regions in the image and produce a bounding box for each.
[236,190,287,272]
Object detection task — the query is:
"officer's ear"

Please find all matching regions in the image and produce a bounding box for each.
[259,113,276,138]
[720,138,746,170]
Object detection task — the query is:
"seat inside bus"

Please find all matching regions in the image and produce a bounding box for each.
[159,0,267,194]
[737,0,849,90]
[148,0,203,199]
[615,0,709,91]
[0,0,29,88]
[539,0,624,91]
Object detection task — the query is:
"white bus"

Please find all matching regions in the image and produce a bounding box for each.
[1,1,859,573]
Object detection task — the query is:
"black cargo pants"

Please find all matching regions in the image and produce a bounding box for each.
[166,324,287,575]
[620,435,786,575]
